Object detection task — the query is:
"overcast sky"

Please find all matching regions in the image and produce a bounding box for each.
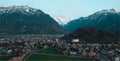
[0,0,119,19]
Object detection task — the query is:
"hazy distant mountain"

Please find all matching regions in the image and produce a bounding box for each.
[54,16,72,25]
[0,5,64,35]
[64,9,120,34]
[62,27,120,43]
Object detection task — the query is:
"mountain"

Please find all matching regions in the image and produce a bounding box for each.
[54,16,72,25]
[62,27,120,43]
[0,5,64,35]
[64,9,120,34]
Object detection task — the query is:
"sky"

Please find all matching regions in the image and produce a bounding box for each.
[0,0,120,19]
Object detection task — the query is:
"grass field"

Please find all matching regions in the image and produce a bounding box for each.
[25,53,94,61]
[25,46,94,61]
[0,56,13,61]
[39,46,60,55]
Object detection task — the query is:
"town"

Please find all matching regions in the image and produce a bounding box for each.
[0,35,120,61]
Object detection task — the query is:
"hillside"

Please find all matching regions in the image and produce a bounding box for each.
[62,27,120,43]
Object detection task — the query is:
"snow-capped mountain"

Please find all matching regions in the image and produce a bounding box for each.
[63,9,120,34]
[54,16,72,25]
[0,5,64,35]
[0,5,44,15]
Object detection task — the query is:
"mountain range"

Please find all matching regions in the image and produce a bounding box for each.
[0,6,119,36]
[63,9,120,34]
[0,6,64,35]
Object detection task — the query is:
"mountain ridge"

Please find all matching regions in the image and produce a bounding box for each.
[63,9,120,34]
[0,5,65,35]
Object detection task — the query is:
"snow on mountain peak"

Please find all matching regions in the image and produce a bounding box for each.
[54,16,72,25]
[0,5,43,15]
[96,9,119,15]
[89,8,120,20]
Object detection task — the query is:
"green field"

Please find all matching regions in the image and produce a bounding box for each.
[0,56,13,61]
[39,46,60,55]
[25,53,93,61]
[25,46,94,61]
